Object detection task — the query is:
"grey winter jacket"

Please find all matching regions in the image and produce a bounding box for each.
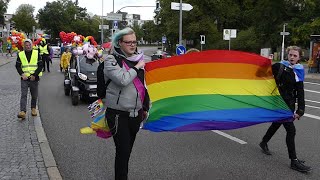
[103,49,145,117]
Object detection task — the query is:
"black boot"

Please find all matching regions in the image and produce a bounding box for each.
[259,142,271,155]
[291,159,312,172]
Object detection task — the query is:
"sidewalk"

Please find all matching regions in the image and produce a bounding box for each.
[304,64,320,82]
[0,58,61,180]
[0,55,15,67]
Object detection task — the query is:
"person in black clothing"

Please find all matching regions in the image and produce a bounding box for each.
[15,39,43,119]
[39,40,51,72]
[259,46,311,172]
[316,48,320,73]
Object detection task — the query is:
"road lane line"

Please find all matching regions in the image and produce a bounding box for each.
[305,82,320,86]
[306,99,320,104]
[304,113,320,121]
[305,89,320,94]
[212,130,247,145]
[306,105,320,110]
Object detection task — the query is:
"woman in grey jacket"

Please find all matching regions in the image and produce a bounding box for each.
[104,28,150,180]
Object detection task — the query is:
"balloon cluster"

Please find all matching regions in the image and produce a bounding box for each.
[72,43,99,59]
[59,31,98,47]
[7,30,26,52]
[33,37,46,46]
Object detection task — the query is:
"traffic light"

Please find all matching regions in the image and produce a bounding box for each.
[155,1,161,13]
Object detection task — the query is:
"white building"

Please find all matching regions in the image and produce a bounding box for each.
[125,14,145,27]
[1,14,13,38]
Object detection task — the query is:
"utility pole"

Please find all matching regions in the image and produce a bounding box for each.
[101,0,104,44]
[281,23,287,61]
[179,0,182,45]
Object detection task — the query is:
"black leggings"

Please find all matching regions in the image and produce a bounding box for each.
[262,122,297,159]
[106,108,143,180]
[42,55,50,71]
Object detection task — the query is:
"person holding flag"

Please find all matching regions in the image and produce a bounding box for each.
[259,46,311,173]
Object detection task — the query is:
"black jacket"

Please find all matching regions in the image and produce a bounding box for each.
[272,63,305,116]
[16,50,43,81]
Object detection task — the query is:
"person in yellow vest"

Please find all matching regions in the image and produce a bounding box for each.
[39,39,51,72]
[15,39,43,120]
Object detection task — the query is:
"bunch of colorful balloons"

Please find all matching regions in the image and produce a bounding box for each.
[59,31,98,47]
[33,37,46,46]
[7,30,26,52]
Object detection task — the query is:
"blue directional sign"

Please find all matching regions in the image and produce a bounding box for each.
[162,36,167,43]
[113,21,118,29]
[176,45,186,56]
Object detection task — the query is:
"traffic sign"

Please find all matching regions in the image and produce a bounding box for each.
[113,21,118,29]
[171,2,193,11]
[223,29,237,40]
[280,32,290,36]
[176,45,186,55]
[106,13,123,21]
[99,25,109,30]
[200,35,205,45]
[162,36,167,43]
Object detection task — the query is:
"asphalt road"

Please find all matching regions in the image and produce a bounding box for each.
[39,49,320,180]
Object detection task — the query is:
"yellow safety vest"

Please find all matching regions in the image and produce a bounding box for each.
[39,45,49,55]
[19,50,42,77]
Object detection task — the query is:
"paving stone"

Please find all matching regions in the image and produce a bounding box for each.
[0,59,48,179]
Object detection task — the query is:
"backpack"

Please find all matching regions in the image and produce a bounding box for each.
[97,61,108,99]
[96,57,123,99]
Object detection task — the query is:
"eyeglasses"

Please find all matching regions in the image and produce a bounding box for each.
[121,40,137,46]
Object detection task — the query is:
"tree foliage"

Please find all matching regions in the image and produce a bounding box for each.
[0,0,10,25]
[11,4,37,34]
[138,0,320,53]
[37,0,107,43]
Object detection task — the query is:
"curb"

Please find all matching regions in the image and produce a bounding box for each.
[0,60,12,67]
[34,107,63,180]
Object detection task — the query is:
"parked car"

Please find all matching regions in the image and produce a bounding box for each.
[51,45,61,58]
[151,50,172,61]
[64,55,99,105]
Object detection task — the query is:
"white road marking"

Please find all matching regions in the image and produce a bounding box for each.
[306,105,320,110]
[306,99,320,104]
[305,89,320,94]
[212,130,247,145]
[304,113,320,121]
[305,82,320,86]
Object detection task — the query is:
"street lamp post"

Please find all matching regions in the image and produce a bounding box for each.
[281,23,288,61]
[179,0,182,45]
[101,0,104,44]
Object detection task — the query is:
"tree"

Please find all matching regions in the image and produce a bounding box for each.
[0,0,10,25]
[37,0,103,42]
[11,4,37,35]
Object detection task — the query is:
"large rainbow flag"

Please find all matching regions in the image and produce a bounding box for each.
[143,50,293,132]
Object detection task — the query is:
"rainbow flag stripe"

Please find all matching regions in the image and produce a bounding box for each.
[143,50,293,132]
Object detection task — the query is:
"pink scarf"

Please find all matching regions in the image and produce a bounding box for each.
[126,52,144,62]
[122,61,145,104]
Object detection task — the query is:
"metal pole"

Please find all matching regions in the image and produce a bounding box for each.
[101,0,104,44]
[162,41,164,51]
[281,24,286,61]
[179,0,182,45]
[201,44,202,51]
[229,39,231,50]
[112,0,115,38]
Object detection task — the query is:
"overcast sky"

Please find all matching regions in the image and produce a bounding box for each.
[6,0,156,20]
